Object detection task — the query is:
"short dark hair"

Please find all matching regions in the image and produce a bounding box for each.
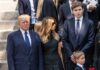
[71,2,83,10]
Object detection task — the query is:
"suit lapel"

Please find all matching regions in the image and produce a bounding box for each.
[29,31,33,47]
[78,18,87,44]
[18,30,30,52]
[70,18,76,36]
[70,18,77,46]
[29,31,37,55]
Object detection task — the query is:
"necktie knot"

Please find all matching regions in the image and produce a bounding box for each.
[77,19,80,23]
[25,31,27,35]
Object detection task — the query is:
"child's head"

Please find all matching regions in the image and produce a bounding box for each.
[73,51,85,65]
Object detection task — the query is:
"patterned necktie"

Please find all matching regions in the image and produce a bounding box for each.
[76,20,80,35]
[25,32,30,47]
[76,20,80,44]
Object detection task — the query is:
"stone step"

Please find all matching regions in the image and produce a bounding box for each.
[0,61,7,64]
[0,0,18,11]
[0,50,7,61]
[0,20,18,30]
[0,11,18,20]
[0,0,18,69]
[0,40,7,63]
[0,30,15,40]
[0,63,8,70]
[0,40,6,51]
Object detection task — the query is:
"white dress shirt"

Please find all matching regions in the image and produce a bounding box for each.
[20,28,32,46]
[75,16,83,33]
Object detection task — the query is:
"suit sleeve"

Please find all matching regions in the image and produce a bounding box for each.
[18,0,24,15]
[35,34,44,70]
[75,67,80,70]
[62,20,73,57]
[6,34,15,70]
[81,21,95,52]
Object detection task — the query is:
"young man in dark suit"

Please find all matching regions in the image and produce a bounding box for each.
[62,2,95,70]
[58,0,88,36]
[7,14,44,70]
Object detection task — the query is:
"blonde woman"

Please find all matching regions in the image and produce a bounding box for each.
[36,17,64,70]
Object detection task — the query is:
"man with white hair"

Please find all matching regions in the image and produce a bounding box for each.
[7,14,44,70]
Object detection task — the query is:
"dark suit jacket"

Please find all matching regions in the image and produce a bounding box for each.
[41,0,58,21]
[58,0,67,9]
[75,65,86,70]
[97,0,100,21]
[18,0,38,16]
[58,2,88,30]
[7,30,44,70]
[93,32,100,70]
[62,17,95,57]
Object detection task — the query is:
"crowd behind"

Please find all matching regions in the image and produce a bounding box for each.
[6,0,100,70]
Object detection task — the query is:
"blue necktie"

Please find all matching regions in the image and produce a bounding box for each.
[76,20,80,35]
[25,32,30,47]
[76,20,80,44]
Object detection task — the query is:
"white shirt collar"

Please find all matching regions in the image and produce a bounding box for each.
[75,16,83,21]
[75,16,83,31]
[77,63,84,68]
[20,28,31,46]
[20,28,29,34]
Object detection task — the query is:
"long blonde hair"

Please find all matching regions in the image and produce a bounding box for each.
[38,17,59,43]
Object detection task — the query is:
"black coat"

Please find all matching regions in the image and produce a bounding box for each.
[75,65,86,70]
[41,0,58,21]
[58,2,88,35]
[94,32,100,70]
[7,30,44,70]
